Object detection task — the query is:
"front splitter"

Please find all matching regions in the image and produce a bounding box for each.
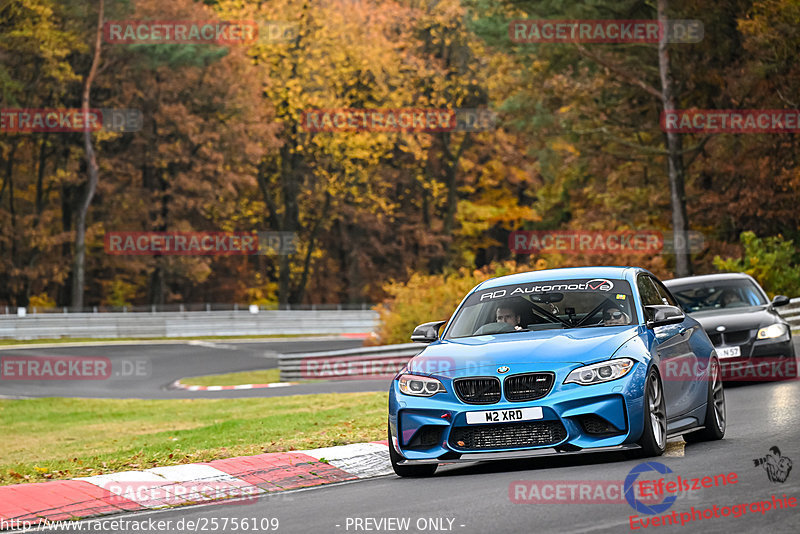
[398,444,641,464]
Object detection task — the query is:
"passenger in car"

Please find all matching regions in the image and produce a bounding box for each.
[603,306,630,326]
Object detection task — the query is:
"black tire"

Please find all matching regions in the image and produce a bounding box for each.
[684,358,726,443]
[388,422,437,477]
[628,367,667,458]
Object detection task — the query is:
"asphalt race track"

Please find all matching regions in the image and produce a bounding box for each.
[76,373,800,534]
[0,338,389,399]
[4,339,800,533]
[14,337,795,534]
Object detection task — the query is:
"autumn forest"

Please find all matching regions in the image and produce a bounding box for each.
[1,0,798,310]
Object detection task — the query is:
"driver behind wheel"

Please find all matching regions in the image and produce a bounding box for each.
[718,289,744,308]
[496,305,524,331]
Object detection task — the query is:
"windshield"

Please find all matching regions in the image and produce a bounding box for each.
[445,278,637,339]
[668,279,767,313]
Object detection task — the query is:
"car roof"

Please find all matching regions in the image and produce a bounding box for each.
[474,266,641,291]
[663,272,756,286]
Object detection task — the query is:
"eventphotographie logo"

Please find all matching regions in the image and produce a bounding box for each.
[625,462,678,515]
[753,446,793,483]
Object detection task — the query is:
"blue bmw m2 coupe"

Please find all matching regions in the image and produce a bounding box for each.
[388,267,726,477]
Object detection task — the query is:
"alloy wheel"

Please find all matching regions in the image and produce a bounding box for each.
[648,373,666,449]
[711,360,726,432]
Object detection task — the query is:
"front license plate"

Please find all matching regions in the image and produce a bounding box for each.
[717,346,741,359]
[466,407,543,425]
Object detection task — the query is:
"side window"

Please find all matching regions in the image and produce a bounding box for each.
[447,305,481,338]
[652,278,678,307]
[637,275,662,307]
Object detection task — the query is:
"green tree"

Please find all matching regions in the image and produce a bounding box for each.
[713,231,800,297]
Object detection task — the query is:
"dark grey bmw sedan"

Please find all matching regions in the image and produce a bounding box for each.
[664,273,796,380]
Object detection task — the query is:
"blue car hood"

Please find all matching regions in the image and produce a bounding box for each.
[407,326,641,378]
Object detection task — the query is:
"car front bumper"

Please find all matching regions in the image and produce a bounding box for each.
[388,361,649,462]
[715,331,796,380]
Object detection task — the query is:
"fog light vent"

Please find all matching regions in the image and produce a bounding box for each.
[580,415,623,436]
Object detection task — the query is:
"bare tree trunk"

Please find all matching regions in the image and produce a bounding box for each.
[34,135,48,224]
[59,179,75,306]
[430,132,471,272]
[7,145,17,265]
[294,191,330,304]
[657,0,692,277]
[71,0,104,309]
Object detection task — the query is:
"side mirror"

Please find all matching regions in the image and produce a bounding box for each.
[411,320,447,343]
[771,295,790,307]
[645,305,685,329]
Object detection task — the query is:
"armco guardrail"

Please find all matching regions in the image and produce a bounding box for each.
[778,297,800,329]
[2,303,373,314]
[0,310,378,340]
[279,343,423,381]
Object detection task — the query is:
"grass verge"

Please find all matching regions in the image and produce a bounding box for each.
[0,392,387,486]
[180,369,283,386]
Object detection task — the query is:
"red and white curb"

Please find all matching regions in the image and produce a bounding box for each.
[170,380,297,391]
[304,442,393,479]
[0,441,391,528]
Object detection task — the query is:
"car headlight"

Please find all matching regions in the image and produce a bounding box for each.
[398,374,446,397]
[564,358,635,386]
[757,323,788,340]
